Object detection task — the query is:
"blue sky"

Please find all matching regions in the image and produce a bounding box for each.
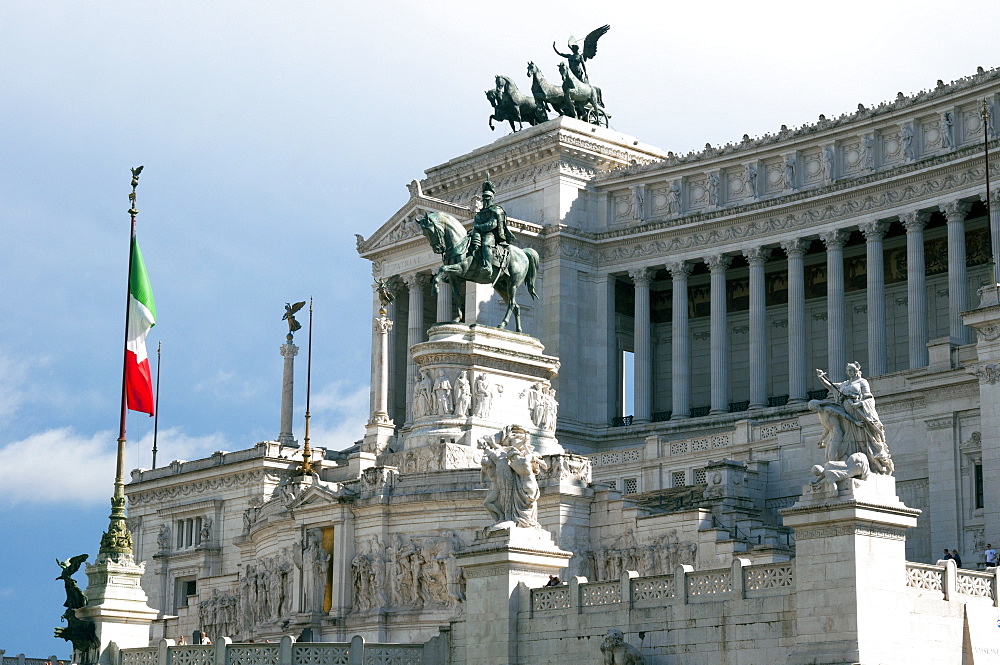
[2,0,997,657]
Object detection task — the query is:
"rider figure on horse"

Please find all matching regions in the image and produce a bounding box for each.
[469,179,516,275]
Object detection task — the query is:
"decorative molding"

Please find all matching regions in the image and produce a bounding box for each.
[972,363,1000,385]
[130,470,266,505]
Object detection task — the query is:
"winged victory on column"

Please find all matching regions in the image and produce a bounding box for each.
[283,301,306,340]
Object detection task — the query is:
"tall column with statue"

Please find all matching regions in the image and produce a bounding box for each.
[363,279,396,455]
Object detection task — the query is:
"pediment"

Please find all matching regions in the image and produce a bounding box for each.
[357,192,471,257]
[285,482,348,510]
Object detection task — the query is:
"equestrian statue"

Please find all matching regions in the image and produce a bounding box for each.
[416,180,539,333]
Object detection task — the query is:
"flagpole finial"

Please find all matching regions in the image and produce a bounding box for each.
[128,166,143,217]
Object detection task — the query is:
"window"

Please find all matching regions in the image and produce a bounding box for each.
[174,577,198,612]
[975,463,984,509]
[694,468,707,485]
[175,517,204,550]
[623,477,638,494]
[672,471,687,487]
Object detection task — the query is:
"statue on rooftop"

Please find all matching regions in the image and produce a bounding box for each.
[552,25,610,84]
[809,362,894,475]
[416,180,540,332]
[282,301,306,341]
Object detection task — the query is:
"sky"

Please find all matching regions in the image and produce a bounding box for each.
[1,0,997,657]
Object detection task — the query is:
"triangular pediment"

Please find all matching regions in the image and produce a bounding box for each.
[357,191,471,257]
[285,482,350,510]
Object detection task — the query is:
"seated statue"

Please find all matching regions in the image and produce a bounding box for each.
[809,362,893,475]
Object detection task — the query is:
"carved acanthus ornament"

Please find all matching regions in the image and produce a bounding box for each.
[972,363,1000,385]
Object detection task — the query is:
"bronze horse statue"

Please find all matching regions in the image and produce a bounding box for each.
[493,75,547,130]
[416,211,539,332]
[558,61,610,127]
[527,61,567,116]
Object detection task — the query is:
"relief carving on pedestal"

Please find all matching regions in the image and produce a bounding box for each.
[580,529,697,581]
[520,382,558,430]
[351,532,466,613]
[237,547,296,633]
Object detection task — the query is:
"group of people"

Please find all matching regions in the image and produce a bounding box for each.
[941,544,998,569]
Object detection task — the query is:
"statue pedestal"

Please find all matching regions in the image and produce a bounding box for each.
[75,558,158,664]
[456,525,571,665]
[402,324,562,459]
[779,475,920,665]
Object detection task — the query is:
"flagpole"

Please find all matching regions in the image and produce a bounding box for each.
[300,297,314,475]
[100,166,144,563]
[152,341,162,469]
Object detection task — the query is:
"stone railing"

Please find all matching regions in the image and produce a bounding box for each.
[904,561,998,604]
[530,560,794,614]
[2,657,59,665]
[119,636,440,665]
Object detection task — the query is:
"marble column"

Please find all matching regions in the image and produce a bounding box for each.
[860,220,888,376]
[743,246,770,409]
[900,211,930,369]
[278,342,299,445]
[706,254,732,415]
[821,230,847,381]
[436,276,453,323]
[629,267,655,423]
[667,261,692,419]
[983,190,1000,285]
[781,238,808,403]
[941,201,971,343]
[403,272,429,425]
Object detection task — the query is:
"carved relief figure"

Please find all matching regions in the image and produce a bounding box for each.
[473,373,495,418]
[811,452,870,492]
[413,369,433,419]
[783,157,796,189]
[861,135,875,170]
[630,185,644,223]
[901,123,914,160]
[821,146,834,181]
[433,370,454,415]
[941,111,954,148]
[744,163,757,198]
[453,371,471,416]
[299,529,329,613]
[707,173,720,207]
[157,524,171,552]
[665,181,681,213]
[809,362,894,475]
[199,517,213,545]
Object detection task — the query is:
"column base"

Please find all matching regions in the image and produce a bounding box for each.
[76,558,158,665]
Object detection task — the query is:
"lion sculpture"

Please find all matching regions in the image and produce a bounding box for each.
[600,628,645,665]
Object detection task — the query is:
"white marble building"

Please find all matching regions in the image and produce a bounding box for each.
[120,67,1000,663]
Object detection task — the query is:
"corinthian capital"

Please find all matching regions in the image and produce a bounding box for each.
[628,267,656,286]
[666,260,693,278]
[820,229,847,250]
[780,238,809,258]
[899,211,930,232]
[704,254,733,272]
[742,246,772,265]
[402,272,431,289]
[859,220,887,241]
[939,200,971,223]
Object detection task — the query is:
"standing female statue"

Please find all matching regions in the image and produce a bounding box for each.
[809,362,893,475]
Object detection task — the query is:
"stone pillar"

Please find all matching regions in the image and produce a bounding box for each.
[667,261,692,419]
[963,289,1000,552]
[821,230,847,381]
[436,276,454,323]
[403,272,428,425]
[743,247,770,409]
[362,308,395,455]
[860,220,888,376]
[982,190,1000,285]
[780,476,920,665]
[706,254,732,415]
[781,239,808,403]
[277,342,299,445]
[465,281,494,327]
[385,286,400,420]
[941,201,971,343]
[455,526,571,665]
[901,211,930,368]
[629,267,655,423]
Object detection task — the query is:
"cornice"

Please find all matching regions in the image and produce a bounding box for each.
[596,67,1000,182]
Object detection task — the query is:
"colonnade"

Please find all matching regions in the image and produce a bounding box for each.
[626,199,979,423]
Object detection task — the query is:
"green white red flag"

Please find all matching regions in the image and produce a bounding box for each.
[126,236,156,415]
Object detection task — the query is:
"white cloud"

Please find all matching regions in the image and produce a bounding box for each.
[0,349,42,423]
[0,427,229,506]
[306,381,369,452]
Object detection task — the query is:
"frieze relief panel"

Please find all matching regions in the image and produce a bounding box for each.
[351,532,466,614]
[881,129,904,166]
[579,530,697,581]
[921,116,943,151]
[801,149,824,185]
[763,158,784,194]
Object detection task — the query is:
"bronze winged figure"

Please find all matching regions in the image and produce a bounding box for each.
[283,301,306,338]
[553,24,610,84]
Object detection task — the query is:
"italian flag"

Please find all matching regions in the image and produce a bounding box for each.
[126,236,156,415]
